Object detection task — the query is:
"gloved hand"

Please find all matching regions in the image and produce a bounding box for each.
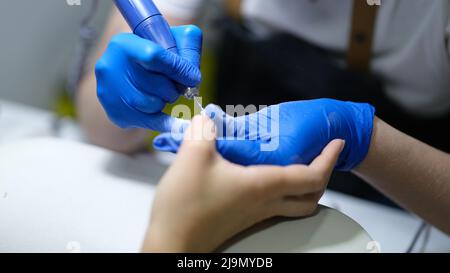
[95,25,202,132]
[153,99,375,171]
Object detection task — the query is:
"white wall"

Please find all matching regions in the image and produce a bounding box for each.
[0,0,112,109]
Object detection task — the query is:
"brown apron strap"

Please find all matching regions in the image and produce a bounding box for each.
[347,0,379,72]
[225,0,378,72]
[224,0,242,21]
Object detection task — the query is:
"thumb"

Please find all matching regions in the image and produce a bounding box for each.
[108,33,201,87]
[155,25,203,87]
[181,115,217,151]
[142,112,190,133]
[171,25,203,68]
[151,50,202,88]
[153,115,217,154]
[175,115,218,164]
[309,139,346,175]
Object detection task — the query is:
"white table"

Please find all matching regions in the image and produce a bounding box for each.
[0,138,373,253]
[1,99,449,252]
[0,100,55,143]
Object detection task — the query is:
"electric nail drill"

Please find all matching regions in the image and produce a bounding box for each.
[114,0,201,100]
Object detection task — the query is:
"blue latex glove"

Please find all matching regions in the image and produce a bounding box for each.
[95,25,202,132]
[153,99,375,171]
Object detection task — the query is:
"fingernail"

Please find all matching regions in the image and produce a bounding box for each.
[204,121,217,141]
[339,139,346,152]
[191,115,204,125]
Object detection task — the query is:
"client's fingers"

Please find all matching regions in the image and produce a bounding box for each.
[241,165,312,199]
[178,115,217,159]
[240,140,345,200]
[277,193,321,217]
[278,139,345,197]
[309,139,345,176]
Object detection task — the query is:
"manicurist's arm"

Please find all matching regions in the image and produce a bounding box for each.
[354,118,450,235]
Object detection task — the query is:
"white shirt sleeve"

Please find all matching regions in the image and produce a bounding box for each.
[153,0,206,20]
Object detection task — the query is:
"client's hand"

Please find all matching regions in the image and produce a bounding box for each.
[143,115,345,253]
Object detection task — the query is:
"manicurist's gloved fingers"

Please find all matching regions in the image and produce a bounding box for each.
[120,26,203,104]
[96,62,167,114]
[171,25,203,68]
[108,33,201,88]
[127,63,180,103]
[106,105,187,133]
[122,90,166,114]
[216,139,264,166]
[204,104,248,139]
[148,48,201,88]
[153,132,183,153]
[145,113,190,134]
[204,104,272,141]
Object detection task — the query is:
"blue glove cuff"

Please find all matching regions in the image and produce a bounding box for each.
[336,102,376,171]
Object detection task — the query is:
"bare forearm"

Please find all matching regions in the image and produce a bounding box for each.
[76,7,150,153]
[76,70,150,153]
[354,118,450,234]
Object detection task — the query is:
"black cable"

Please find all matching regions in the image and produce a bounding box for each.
[406,221,427,253]
[419,224,431,253]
